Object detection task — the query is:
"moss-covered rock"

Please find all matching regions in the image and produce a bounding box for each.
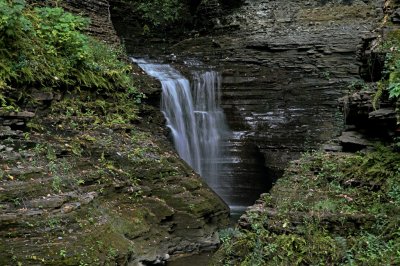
[0,82,229,265]
[211,148,400,265]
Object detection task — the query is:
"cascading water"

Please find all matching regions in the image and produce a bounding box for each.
[132,58,230,203]
[191,71,230,187]
[133,59,202,173]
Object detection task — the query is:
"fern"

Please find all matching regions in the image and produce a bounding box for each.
[0,0,143,108]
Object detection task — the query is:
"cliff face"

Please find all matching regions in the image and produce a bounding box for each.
[170,0,384,177]
[64,0,120,43]
[109,0,385,208]
[208,1,400,264]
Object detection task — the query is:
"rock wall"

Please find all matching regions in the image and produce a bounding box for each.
[110,0,385,209]
[0,85,229,266]
[170,0,384,178]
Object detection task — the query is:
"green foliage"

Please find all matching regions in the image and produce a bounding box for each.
[347,80,370,93]
[0,0,142,107]
[50,87,141,131]
[138,0,185,26]
[213,147,400,265]
[376,29,400,105]
[121,0,187,28]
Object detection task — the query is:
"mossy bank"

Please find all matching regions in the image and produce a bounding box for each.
[212,147,400,265]
[0,94,229,265]
[0,1,229,265]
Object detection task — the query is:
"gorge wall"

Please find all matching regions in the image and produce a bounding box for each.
[111,0,385,208]
[171,0,385,177]
[1,0,388,264]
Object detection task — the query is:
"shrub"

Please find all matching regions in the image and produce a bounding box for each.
[379,30,400,99]
[0,0,141,109]
[120,0,188,29]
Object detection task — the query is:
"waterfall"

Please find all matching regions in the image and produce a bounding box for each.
[132,58,229,189]
[192,71,229,186]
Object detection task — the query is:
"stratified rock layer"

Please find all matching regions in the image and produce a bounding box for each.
[0,99,229,265]
[176,0,383,173]
[63,0,120,44]
[111,0,385,209]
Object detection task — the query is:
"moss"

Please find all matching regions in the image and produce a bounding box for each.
[0,94,228,265]
[213,147,400,265]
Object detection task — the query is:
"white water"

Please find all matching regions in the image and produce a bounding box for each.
[132,58,229,193]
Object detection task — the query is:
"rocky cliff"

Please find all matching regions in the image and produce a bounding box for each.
[173,0,384,175]
[210,1,400,264]
[110,0,385,208]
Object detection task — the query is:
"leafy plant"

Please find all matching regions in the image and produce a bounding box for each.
[120,0,188,28]
[375,30,400,106]
[0,0,143,109]
[137,0,185,26]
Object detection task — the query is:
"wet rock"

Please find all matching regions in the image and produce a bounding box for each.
[7,166,43,180]
[0,126,22,138]
[0,213,18,223]
[32,91,55,101]
[391,8,400,23]
[166,0,383,179]
[0,151,22,161]
[340,91,398,137]
[0,111,35,118]
[80,192,98,205]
